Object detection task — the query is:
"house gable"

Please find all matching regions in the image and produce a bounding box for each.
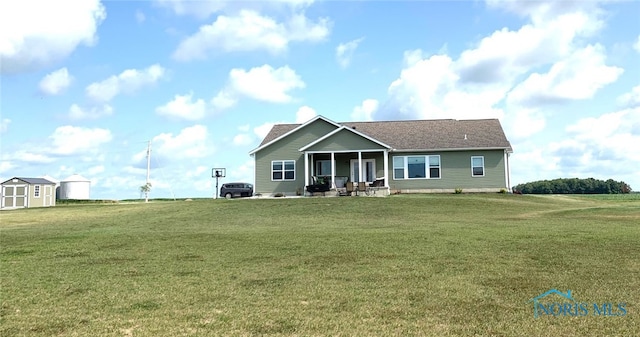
[252,117,339,195]
[250,116,341,155]
[300,126,391,152]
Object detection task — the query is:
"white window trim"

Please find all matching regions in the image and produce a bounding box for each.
[471,156,485,177]
[271,160,296,181]
[392,155,441,180]
[34,185,41,198]
[350,159,376,183]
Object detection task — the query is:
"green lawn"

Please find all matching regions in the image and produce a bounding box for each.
[1,194,639,336]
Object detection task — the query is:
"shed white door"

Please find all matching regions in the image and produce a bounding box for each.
[44,185,53,206]
[2,185,27,208]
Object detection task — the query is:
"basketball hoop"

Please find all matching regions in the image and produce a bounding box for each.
[212,168,226,198]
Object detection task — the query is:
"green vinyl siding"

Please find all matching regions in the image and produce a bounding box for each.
[254,119,338,195]
[389,150,507,190]
[305,129,387,152]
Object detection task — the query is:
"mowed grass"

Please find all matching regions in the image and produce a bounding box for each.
[1,194,639,336]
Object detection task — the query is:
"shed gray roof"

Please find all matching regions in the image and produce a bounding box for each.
[1,177,56,185]
[259,118,512,152]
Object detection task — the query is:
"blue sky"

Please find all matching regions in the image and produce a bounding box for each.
[1,0,639,199]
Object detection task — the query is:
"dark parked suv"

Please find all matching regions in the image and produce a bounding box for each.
[220,183,253,199]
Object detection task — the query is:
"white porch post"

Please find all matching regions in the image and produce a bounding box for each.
[310,153,314,176]
[358,151,363,182]
[331,152,336,188]
[383,149,389,187]
[505,150,511,191]
[304,152,309,190]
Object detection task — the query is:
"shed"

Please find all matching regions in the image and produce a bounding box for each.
[41,174,60,199]
[59,174,91,200]
[1,177,56,209]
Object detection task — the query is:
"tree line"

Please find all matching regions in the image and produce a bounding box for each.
[513,178,632,194]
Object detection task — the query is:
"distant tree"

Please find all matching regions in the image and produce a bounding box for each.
[513,178,631,194]
[140,183,152,202]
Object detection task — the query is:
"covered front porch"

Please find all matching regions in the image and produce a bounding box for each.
[298,125,393,196]
[302,150,390,196]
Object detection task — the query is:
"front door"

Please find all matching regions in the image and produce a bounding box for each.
[350,159,376,183]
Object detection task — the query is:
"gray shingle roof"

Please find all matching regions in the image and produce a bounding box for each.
[1,177,55,185]
[259,118,512,152]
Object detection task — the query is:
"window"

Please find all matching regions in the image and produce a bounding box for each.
[408,156,426,178]
[34,185,41,197]
[272,160,295,181]
[393,156,405,179]
[350,159,376,182]
[471,156,484,177]
[429,156,441,178]
[393,155,440,179]
[316,160,331,175]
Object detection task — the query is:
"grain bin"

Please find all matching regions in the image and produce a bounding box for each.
[59,174,91,200]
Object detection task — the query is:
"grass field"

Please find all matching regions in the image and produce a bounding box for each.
[1,194,639,336]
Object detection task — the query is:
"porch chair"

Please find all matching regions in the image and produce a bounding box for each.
[357,182,367,196]
[345,182,355,196]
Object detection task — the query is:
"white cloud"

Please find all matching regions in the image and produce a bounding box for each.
[156,93,207,121]
[0,118,10,133]
[227,64,305,103]
[351,99,378,121]
[484,0,601,24]
[8,151,56,164]
[382,52,505,121]
[157,65,305,120]
[377,3,613,142]
[0,160,16,175]
[87,165,105,175]
[295,106,316,123]
[507,44,623,106]
[85,64,166,102]
[254,122,283,140]
[229,159,255,185]
[336,37,363,68]
[286,12,331,42]
[155,0,315,19]
[617,85,640,108]
[555,107,640,180]
[511,107,640,189]
[153,0,227,19]
[0,0,105,74]
[39,67,73,95]
[150,125,212,160]
[173,10,329,60]
[505,108,546,140]
[232,134,253,146]
[210,89,238,111]
[634,35,640,53]
[49,126,113,156]
[183,165,214,193]
[456,11,599,84]
[0,126,111,178]
[68,104,113,120]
